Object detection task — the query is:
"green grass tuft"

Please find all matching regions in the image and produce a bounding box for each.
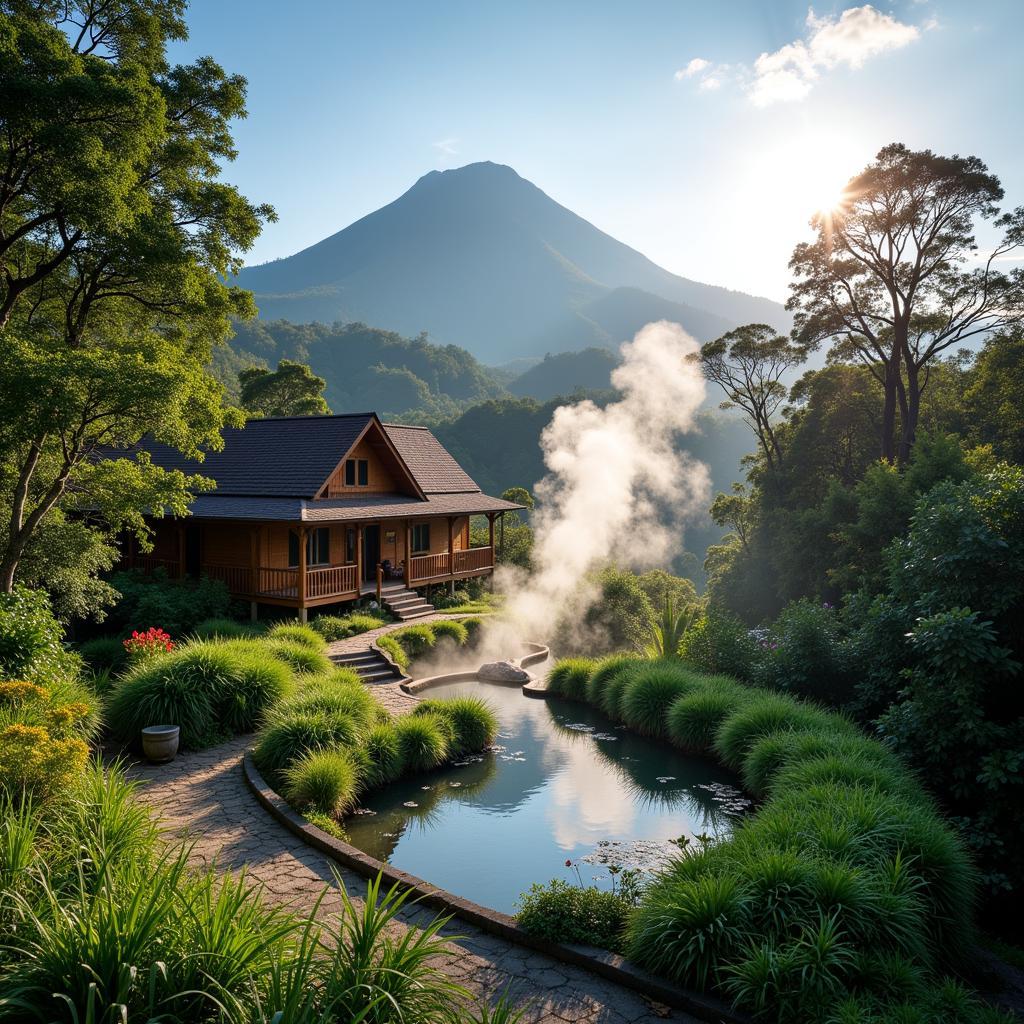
[429,619,469,646]
[283,748,361,816]
[412,696,498,756]
[266,623,325,649]
[253,710,362,781]
[619,661,699,737]
[665,685,746,753]
[545,658,596,701]
[393,713,449,773]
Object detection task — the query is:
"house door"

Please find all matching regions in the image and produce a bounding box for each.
[184,526,202,578]
[362,525,380,582]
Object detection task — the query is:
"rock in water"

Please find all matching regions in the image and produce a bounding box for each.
[478,661,531,683]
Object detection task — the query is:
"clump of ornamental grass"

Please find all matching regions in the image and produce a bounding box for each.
[392,624,437,660]
[266,623,326,650]
[619,660,698,737]
[429,619,469,647]
[545,658,596,701]
[584,654,640,708]
[264,639,334,675]
[665,685,746,753]
[713,693,844,770]
[253,710,362,782]
[283,749,362,817]
[310,612,387,641]
[278,678,380,733]
[412,696,498,756]
[360,722,405,787]
[393,713,449,773]
[191,618,261,640]
[376,635,409,671]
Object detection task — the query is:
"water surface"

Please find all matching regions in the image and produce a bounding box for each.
[344,679,748,914]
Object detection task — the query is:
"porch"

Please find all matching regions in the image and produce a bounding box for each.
[127,510,499,611]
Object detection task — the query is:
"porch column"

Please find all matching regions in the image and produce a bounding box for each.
[297,525,308,622]
[249,528,259,620]
[487,513,495,563]
[355,525,363,588]
[447,517,456,596]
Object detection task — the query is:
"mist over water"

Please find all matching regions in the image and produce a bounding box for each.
[491,320,710,652]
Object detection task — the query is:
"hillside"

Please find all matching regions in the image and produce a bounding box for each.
[509,348,620,401]
[236,162,788,364]
[219,319,508,420]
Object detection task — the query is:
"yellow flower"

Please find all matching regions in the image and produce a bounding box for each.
[0,681,49,707]
[0,724,87,798]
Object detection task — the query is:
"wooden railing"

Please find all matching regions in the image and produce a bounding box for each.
[453,546,493,573]
[407,552,450,582]
[407,546,494,584]
[307,563,358,599]
[202,563,252,594]
[258,566,299,598]
[134,555,180,576]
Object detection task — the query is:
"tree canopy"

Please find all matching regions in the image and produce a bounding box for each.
[239,359,330,418]
[0,0,272,606]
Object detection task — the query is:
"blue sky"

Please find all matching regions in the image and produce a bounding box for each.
[172,1,1024,302]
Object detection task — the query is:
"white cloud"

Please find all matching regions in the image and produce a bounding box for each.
[698,75,722,92]
[674,57,710,80]
[748,5,920,106]
[432,137,459,156]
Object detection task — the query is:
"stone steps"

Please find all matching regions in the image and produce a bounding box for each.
[381,588,435,621]
[331,648,403,684]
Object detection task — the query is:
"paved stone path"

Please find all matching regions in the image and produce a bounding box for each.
[125,617,701,1023]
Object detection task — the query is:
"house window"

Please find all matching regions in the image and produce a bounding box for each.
[411,523,430,554]
[289,527,330,567]
[345,528,356,564]
[344,458,369,487]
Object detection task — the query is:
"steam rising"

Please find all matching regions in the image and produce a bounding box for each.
[498,320,710,646]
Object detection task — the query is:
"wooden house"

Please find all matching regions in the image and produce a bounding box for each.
[109,413,523,620]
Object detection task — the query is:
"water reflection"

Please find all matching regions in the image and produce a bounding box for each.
[343,679,746,914]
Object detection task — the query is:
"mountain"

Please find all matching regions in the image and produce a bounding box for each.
[237,162,788,364]
[510,348,620,401]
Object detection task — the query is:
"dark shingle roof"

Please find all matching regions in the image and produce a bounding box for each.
[119,414,374,498]
[383,424,480,493]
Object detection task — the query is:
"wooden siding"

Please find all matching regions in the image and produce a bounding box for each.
[324,438,398,497]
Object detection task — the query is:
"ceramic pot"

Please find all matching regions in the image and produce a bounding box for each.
[141,725,180,763]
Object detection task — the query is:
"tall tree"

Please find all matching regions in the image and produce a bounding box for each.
[0,1,273,594]
[239,360,330,418]
[692,324,803,470]
[788,143,1024,462]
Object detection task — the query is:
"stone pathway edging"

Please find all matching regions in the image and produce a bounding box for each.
[243,751,742,1024]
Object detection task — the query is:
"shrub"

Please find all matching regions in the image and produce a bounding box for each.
[517,880,632,953]
[753,599,856,706]
[680,607,763,682]
[376,635,409,671]
[713,693,842,770]
[584,654,639,707]
[393,714,448,773]
[77,636,128,675]
[619,661,697,737]
[264,640,333,675]
[545,658,596,701]
[0,724,89,798]
[108,641,295,748]
[430,619,469,647]
[310,613,387,641]
[253,710,362,781]
[266,623,325,649]
[360,723,405,787]
[191,617,260,640]
[412,697,497,757]
[283,749,361,816]
[666,685,746,753]
[0,585,79,686]
[597,661,642,720]
[107,569,231,636]
[392,624,436,660]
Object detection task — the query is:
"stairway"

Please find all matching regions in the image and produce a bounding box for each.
[380,587,435,621]
[332,648,403,684]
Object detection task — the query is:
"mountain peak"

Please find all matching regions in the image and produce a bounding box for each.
[237,165,789,362]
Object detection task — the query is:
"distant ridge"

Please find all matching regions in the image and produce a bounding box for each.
[237,162,789,364]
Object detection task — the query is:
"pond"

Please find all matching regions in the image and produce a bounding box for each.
[343,678,749,915]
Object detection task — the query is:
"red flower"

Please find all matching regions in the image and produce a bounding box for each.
[123,627,174,657]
